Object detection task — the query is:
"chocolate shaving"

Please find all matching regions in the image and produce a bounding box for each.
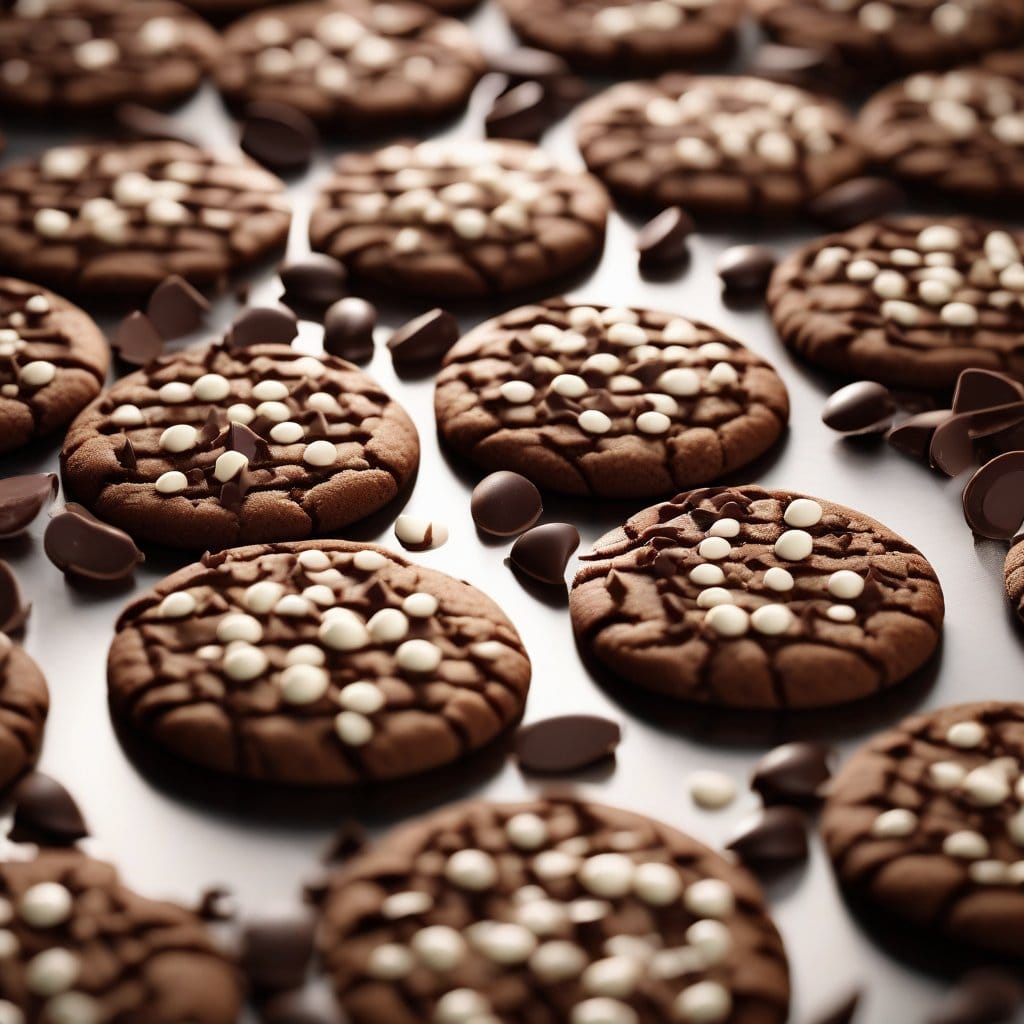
[44,504,144,582]
[115,435,137,471]
[227,422,269,463]
[0,473,58,539]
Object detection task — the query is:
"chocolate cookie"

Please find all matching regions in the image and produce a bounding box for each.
[569,486,944,709]
[576,74,865,218]
[1004,538,1024,624]
[0,844,241,1020]
[748,0,1024,80]
[769,216,1024,389]
[435,298,790,498]
[108,540,531,784]
[498,0,742,75]
[858,68,1024,201]
[309,139,609,298]
[0,277,109,456]
[0,0,220,113]
[0,634,48,793]
[215,0,485,130]
[0,140,291,302]
[318,795,790,1023]
[61,343,420,551]
[823,701,1024,959]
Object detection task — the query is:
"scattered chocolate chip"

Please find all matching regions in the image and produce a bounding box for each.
[808,177,906,229]
[241,908,317,992]
[515,714,621,774]
[636,206,694,269]
[226,422,267,463]
[509,522,580,585]
[887,410,954,462]
[43,503,144,583]
[726,806,809,870]
[280,255,348,317]
[929,412,976,477]
[387,308,460,366]
[261,987,345,1024]
[111,311,163,366]
[749,43,838,88]
[0,473,58,539]
[486,80,553,140]
[716,244,777,294]
[952,368,1024,414]
[240,100,318,176]
[116,435,138,471]
[323,297,377,362]
[323,819,367,863]
[9,772,89,846]
[115,103,197,145]
[394,515,449,551]
[751,741,832,805]
[926,968,1024,1024]
[807,988,862,1024]
[0,560,30,635]
[489,47,571,87]
[962,451,1024,540]
[147,274,209,340]
[196,886,237,922]
[822,381,895,435]
[470,471,543,537]
[227,305,299,348]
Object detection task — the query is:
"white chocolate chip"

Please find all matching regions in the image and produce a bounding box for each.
[159,423,198,454]
[319,610,369,651]
[750,603,794,635]
[696,587,733,609]
[274,594,311,617]
[656,368,701,396]
[244,581,285,614]
[500,380,536,404]
[410,925,466,971]
[947,721,985,748]
[155,471,187,495]
[705,604,749,637]
[158,381,192,404]
[872,808,918,838]
[635,411,671,435]
[688,770,737,809]
[578,410,612,434]
[158,592,196,619]
[303,440,338,467]
[217,613,263,644]
[366,943,413,979]
[353,550,388,571]
[579,854,635,898]
[270,422,304,444]
[961,765,1010,806]
[19,361,56,388]
[697,536,731,560]
[26,948,79,997]
[826,605,857,623]
[828,570,864,600]
[763,567,794,592]
[940,302,978,327]
[774,529,813,561]
[338,681,385,715]
[193,373,230,402]
[227,404,254,424]
[675,980,732,1024]
[285,644,326,667]
[928,761,967,790]
[783,499,822,528]
[506,813,548,850]
[690,564,725,586]
[367,608,409,643]
[110,404,145,427]
[335,710,374,746]
[18,883,73,929]
[942,830,989,860]
[684,878,734,918]
[445,849,498,891]
[552,374,588,398]
[402,592,438,618]
[395,638,442,673]
[279,664,329,704]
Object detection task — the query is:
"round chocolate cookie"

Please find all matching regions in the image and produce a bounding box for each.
[0,634,49,793]
[769,216,1024,389]
[576,74,865,218]
[0,278,110,456]
[1004,538,1024,624]
[0,0,220,113]
[748,0,1024,80]
[823,701,1024,959]
[0,140,291,302]
[0,845,241,1020]
[61,343,420,551]
[109,540,531,785]
[435,299,790,498]
[498,0,742,75]
[318,795,790,1023]
[858,68,1024,201]
[570,486,944,709]
[215,0,485,130]
[309,139,609,298]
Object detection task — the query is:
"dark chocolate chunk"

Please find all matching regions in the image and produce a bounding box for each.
[821,381,895,435]
[322,820,367,863]
[240,908,317,991]
[807,989,862,1024]
[515,714,621,774]
[9,771,89,846]
[116,435,138,471]
[636,206,694,268]
[115,103,198,146]
[486,80,553,140]
[963,452,1024,540]
[0,473,58,539]
[147,274,209,340]
[261,987,345,1024]
[509,522,580,585]
[470,471,543,537]
[929,413,977,477]
[888,410,953,462]
[323,297,377,362]
[808,177,906,229]
[952,368,1024,414]
[228,305,299,348]
[0,560,29,634]
[43,503,144,582]
[280,255,348,316]
[716,245,777,294]
[751,741,832,805]
[197,886,237,922]
[112,311,163,366]
[387,308,460,366]
[240,101,318,176]
[226,422,267,463]
[926,968,1024,1024]
[726,806,809,869]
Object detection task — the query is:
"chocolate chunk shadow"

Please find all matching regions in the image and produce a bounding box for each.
[505,560,570,609]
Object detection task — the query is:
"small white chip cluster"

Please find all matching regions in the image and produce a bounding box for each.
[838,0,990,36]
[812,224,1024,330]
[869,717,1024,886]
[900,70,1024,147]
[592,0,716,35]
[365,812,738,1024]
[0,293,57,399]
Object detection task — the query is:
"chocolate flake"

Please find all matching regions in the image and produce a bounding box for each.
[43,504,144,582]
[387,308,459,366]
[112,311,163,366]
[962,451,1024,540]
[510,523,580,585]
[726,806,809,870]
[147,274,210,340]
[515,714,621,774]
[470,471,543,537]
[636,206,694,268]
[280,254,348,316]
[887,410,953,462]
[752,742,833,805]
[228,305,299,348]
[0,473,58,539]
[240,100,318,176]
[822,381,895,435]
[9,772,89,846]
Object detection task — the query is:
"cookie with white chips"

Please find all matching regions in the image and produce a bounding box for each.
[317,796,790,1023]
[576,74,865,218]
[570,486,944,709]
[0,634,49,793]
[823,701,1024,958]
[309,139,609,298]
[434,299,789,498]
[769,216,1024,389]
[108,541,531,785]
[0,277,109,456]
[61,343,419,551]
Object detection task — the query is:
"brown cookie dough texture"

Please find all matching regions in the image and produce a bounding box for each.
[435,299,790,499]
[823,702,1024,959]
[0,278,109,456]
[1004,538,1024,624]
[0,846,241,1021]
[319,796,790,1024]
[983,47,1024,82]
[498,0,742,75]
[576,74,865,217]
[769,216,1024,390]
[858,68,1024,200]
[215,0,485,129]
[0,140,291,303]
[109,540,531,785]
[0,635,49,793]
[749,0,1024,78]
[570,486,944,709]
[0,0,220,112]
[309,139,609,298]
[61,343,420,551]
